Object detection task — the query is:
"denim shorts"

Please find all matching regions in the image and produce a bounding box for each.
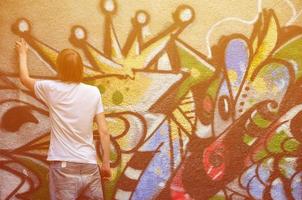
[49,161,104,200]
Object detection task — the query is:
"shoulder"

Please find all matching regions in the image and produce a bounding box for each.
[80,83,100,94]
[35,79,57,88]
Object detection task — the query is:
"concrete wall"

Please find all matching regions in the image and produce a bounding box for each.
[0,0,301,199]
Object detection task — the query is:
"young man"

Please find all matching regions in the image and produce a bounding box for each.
[15,38,111,200]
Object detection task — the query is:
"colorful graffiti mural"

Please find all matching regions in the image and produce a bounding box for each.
[1,0,302,199]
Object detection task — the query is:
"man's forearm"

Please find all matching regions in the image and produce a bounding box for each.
[18,53,35,90]
[19,53,29,80]
[100,131,111,165]
[95,113,111,168]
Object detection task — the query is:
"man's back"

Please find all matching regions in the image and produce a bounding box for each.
[35,80,104,164]
[16,43,111,199]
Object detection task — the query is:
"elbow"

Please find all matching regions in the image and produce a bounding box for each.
[20,77,26,86]
[19,76,35,91]
[20,77,27,87]
[20,74,27,85]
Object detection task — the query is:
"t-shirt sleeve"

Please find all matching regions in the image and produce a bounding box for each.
[95,90,104,114]
[34,80,49,104]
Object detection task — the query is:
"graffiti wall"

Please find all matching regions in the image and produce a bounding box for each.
[0,0,302,199]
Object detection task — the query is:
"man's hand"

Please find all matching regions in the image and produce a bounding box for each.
[15,38,29,56]
[100,163,111,182]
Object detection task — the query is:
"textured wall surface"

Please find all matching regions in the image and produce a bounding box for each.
[0,0,302,199]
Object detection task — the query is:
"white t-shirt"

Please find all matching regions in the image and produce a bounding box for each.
[34,80,104,164]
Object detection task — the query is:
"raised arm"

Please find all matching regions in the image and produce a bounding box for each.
[15,38,36,91]
[95,112,112,180]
